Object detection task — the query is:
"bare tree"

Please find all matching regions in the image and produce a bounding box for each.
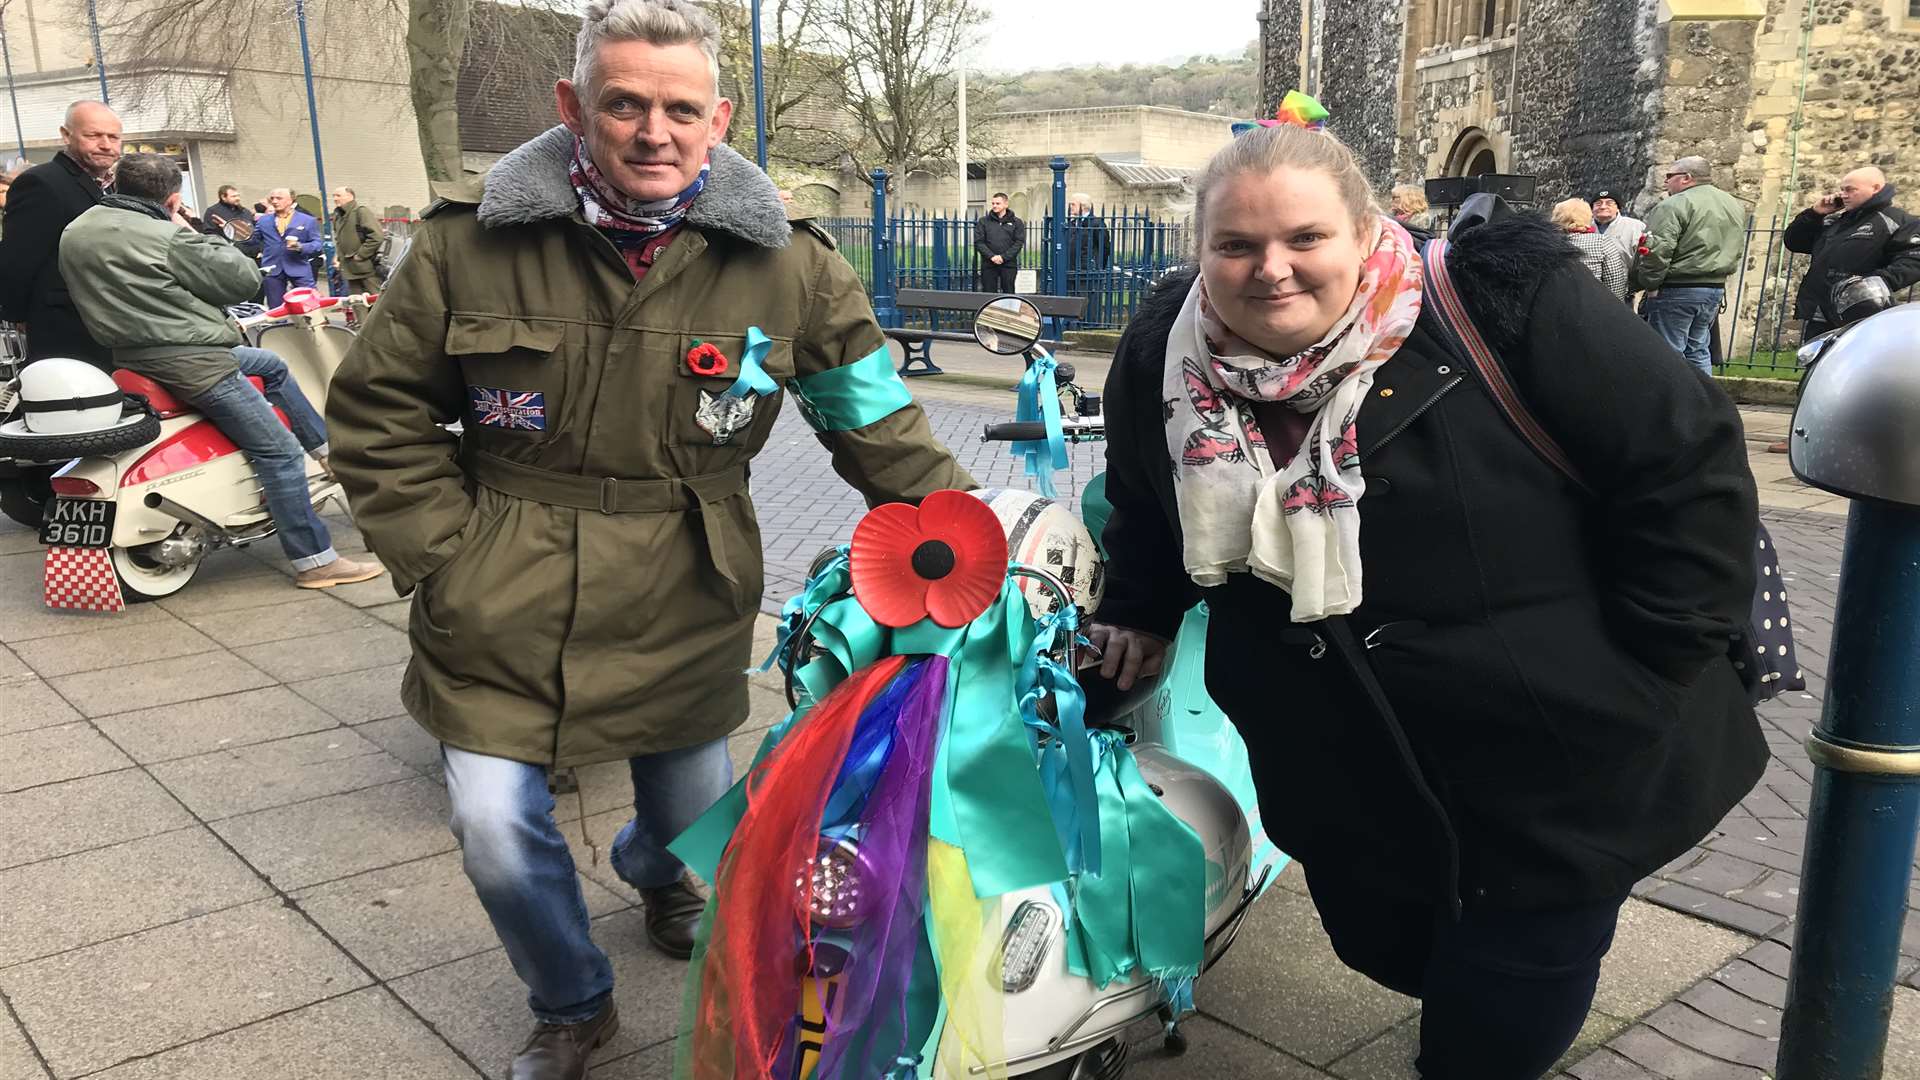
[408,0,472,182]
[706,0,849,166]
[821,0,997,180]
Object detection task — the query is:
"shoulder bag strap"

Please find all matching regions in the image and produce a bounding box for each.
[1420,237,1595,498]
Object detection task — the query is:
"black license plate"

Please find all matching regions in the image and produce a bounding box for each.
[39,498,115,548]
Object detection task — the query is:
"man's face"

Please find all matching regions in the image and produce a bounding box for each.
[60,106,122,176]
[1663,168,1694,195]
[268,192,292,212]
[1068,201,1084,216]
[991,195,1007,215]
[331,189,351,209]
[1839,174,1884,211]
[220,188,242,207]
[556,39,731,203]
[1592,197,1619,224]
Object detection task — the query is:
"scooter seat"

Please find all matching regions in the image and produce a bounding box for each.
[113,370,268,419]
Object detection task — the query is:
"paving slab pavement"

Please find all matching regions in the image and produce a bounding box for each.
[0,385,1906,1078]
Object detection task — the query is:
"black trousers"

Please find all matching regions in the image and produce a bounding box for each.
[1305,865,1626,1080]
[980,261,1018,293]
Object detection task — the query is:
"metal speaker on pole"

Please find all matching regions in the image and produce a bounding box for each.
[1423,177,1473,208]
[1473,173,1537,206]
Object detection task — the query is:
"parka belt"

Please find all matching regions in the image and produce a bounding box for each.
[461,448,747,515]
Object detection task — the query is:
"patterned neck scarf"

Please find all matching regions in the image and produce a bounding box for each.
[568,136,708,249]
[1162,215,1423,622]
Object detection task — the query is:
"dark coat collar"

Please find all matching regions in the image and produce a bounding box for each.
[52,151,110,202]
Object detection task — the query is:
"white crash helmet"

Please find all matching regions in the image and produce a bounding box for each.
[18,358,124,435]
[969,488,1106,621]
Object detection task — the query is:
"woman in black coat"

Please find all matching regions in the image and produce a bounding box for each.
[1089,123,1765,1077]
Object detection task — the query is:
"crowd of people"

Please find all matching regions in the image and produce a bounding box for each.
[1386,158,1919,383]
[0,99,384,589]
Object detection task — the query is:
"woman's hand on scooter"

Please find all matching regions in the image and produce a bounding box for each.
[1086,623,1169,692]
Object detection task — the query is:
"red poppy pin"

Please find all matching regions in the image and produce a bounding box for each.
[687,340,730,377]
[850,490,1008,628]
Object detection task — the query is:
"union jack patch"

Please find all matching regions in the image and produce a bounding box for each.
[468,385,547,431]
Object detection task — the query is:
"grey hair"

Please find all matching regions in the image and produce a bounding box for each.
[269,187,292,199]
[573,0,722,97]
[114,153,182,202]
[1189,124,1380,254]
[62,100,117,131]
[1672,156,1712,182]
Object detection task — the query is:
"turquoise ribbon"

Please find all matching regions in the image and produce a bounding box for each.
[1018,605,1101,878]
[1060,730,1206,992]
[1011,350,1068,497]
[788,344,914,432]
[723,325,780,400]
[672,572,1070,901]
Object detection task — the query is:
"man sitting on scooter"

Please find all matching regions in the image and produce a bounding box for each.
[56,152,382,590]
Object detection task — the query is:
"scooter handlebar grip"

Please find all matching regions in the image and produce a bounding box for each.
[982,421,1049,442]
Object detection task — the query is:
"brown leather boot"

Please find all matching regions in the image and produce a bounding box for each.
[509,1000,619,1080]
[639,873,708,960]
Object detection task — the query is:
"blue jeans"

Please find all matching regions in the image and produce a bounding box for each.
[441,738,734,1023]
[185,370,335,569]
[1644,287,1722,377]
[264,271,315,308]
[231,347,327,455]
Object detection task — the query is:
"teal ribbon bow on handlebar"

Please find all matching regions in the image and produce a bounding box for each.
[1011,352,1068,498]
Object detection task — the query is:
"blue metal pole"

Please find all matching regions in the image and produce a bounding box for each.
[1048,157,1068,296]
[1047,156,1068,337]
[292,0,335,285]
[750,0,767,169]
[1776,499,1920,1077]
[870,168,896,328]
[85,0,108,103]
[1,10,27,161]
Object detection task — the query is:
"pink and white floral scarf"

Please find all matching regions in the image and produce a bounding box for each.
[1162,215,1423,622]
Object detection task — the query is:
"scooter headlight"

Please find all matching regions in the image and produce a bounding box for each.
[799,838,873,929]
[999,899,1061,992]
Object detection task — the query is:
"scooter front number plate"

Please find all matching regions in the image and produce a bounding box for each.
[39,498,115,548]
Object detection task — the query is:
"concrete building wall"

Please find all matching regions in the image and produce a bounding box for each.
[3,0,431,216]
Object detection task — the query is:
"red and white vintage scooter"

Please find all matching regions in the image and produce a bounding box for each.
[0,288,370,609]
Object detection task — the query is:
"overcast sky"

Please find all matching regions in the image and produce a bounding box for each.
[970,0,1260,74]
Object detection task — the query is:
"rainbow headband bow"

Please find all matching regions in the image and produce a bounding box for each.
[1231,90,1330,136]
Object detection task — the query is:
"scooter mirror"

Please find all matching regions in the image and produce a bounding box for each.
[974,295,1044,355]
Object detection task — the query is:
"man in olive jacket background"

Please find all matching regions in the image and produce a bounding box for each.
[1631,155,1747,377]
[329,186,386,295]
[325,3,971,1076]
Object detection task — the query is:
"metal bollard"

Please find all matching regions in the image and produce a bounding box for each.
[1777,303,1920,1078]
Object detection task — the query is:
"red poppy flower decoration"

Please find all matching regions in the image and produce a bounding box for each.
[851,490,1008,628]
[687,340,730,377]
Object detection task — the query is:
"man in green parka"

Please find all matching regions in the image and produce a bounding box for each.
[325,2,972,1075]
[328,186,385,295]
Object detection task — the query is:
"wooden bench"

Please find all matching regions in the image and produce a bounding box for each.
[887,288,1089,376]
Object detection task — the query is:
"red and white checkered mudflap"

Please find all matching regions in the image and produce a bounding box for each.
[43,546,126,612]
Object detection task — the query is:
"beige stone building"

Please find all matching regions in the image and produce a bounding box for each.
[1,0,430,219]
[893,105,1237,218]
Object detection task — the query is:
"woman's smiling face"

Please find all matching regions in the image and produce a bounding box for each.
[1200,166,1372,357]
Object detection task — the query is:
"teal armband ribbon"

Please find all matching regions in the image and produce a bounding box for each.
[788,344,914,432]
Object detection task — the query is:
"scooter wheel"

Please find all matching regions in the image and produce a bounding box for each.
[0,412,161,461]
[111,543,203,602]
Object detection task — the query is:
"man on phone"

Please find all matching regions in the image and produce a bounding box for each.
[1768,166,1920,449]
[255,188,323,306]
